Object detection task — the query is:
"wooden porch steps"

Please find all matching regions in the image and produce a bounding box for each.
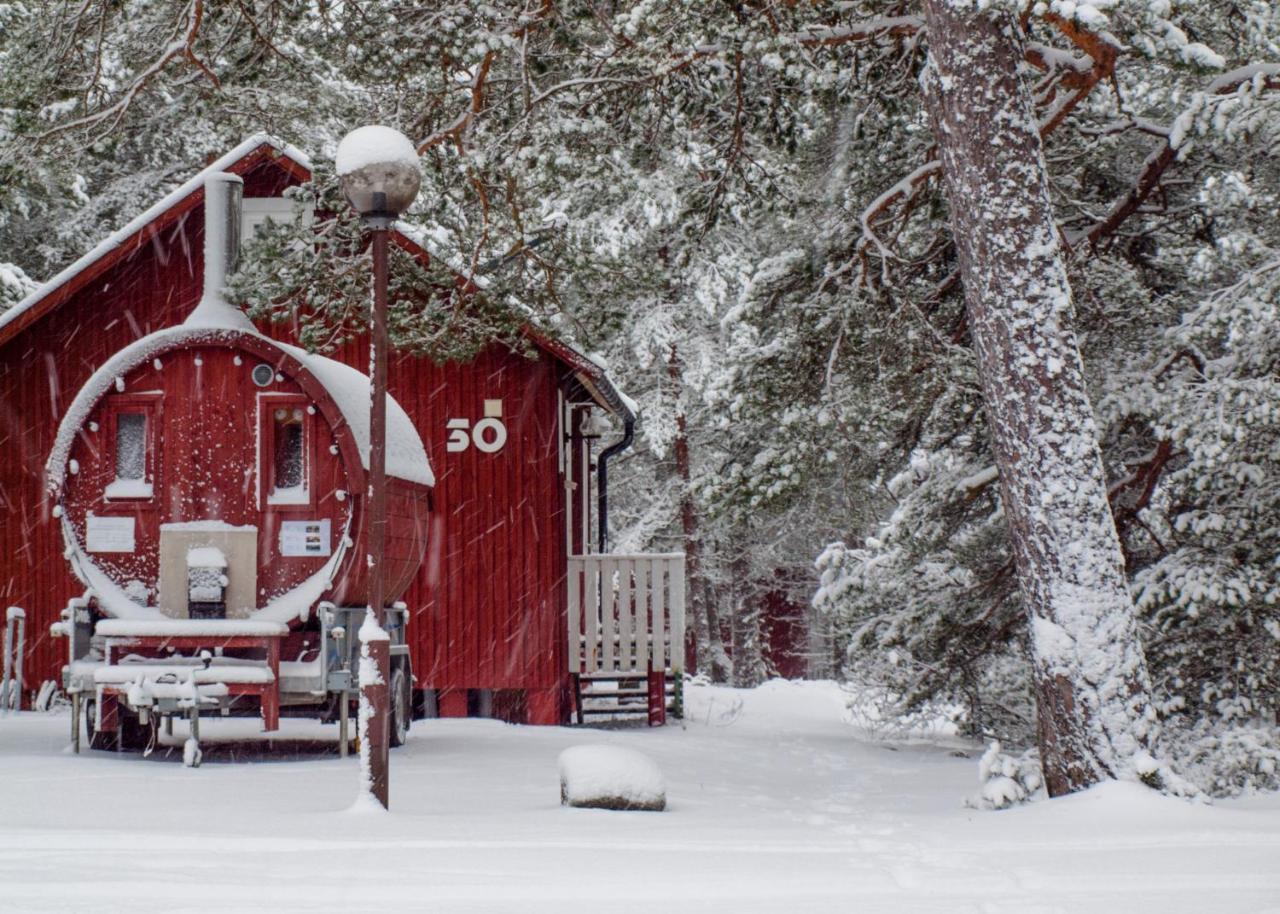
[566,553,687,727]
[572,670,680,725]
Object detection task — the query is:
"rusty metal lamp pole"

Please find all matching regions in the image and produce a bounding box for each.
[336,126,421,810]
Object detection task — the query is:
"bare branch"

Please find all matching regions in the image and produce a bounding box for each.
[417,50,496,154]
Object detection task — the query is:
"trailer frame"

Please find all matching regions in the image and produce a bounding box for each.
[59,597,412,765]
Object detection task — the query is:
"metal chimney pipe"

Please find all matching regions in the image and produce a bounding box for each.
[187,172,249,328]
[203,172,243,300]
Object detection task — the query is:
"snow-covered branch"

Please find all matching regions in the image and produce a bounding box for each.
[35,0,219,144]
[788,16,924,47]
[1080,64,1280,248]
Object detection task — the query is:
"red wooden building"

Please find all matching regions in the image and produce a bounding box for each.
[0,136,684,743]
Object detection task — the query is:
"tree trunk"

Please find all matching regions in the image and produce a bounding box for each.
[919,0,1158,796]
[669,344,730,682]
[729,546,765,687]
[704,572,732,683]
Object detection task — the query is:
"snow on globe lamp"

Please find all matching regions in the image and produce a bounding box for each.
[335,125,421,227]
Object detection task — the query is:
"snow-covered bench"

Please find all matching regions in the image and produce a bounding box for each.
[93,619,287,731]
[92,660,275,709]
[95,619,288,639]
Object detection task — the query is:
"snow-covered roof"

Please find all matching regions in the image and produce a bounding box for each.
[44,324,434,492]
[3,133,636,423]
[0,134,309,340]
[392,220,491,291]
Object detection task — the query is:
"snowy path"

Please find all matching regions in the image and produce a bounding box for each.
[1,681,1278,913]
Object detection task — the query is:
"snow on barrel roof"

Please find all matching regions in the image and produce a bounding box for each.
[280,341,434,486]
[44,324,434,493]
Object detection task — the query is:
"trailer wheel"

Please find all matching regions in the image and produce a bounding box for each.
[117,710,152,753]
[85,699,151,752]
[389,663,411,748]
[84,698,116,752]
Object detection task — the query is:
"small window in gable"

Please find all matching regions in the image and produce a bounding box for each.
[242,197,315,240]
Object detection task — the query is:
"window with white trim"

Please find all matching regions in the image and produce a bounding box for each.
[268,404,309,505]
[104,397,158,500]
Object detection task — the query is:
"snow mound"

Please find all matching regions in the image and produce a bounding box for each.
[335,126,418,176]
[558,745,666,812]
[969,741,1044,810]
[684,678,856,732]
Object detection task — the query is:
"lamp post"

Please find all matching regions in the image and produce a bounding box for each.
[336,125,421,810]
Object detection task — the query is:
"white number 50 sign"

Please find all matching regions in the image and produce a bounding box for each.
[447,399,508,454]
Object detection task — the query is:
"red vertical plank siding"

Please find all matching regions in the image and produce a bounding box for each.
[1,152,574,714]
[0,214,202,701]
[393,347,567,695]
[452,355,472,687]
[484,358,497,677]
[503,368,524,682]
[290,338,570,697]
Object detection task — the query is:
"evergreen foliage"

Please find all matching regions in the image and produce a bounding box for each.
[1,0,1277,794]
[225,167,531,363]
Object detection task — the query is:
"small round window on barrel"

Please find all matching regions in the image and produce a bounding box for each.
[251,363,274,387]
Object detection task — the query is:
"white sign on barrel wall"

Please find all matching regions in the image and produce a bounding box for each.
[279,520,331,557]
[86,515,136,553]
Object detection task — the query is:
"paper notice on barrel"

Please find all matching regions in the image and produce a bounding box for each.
[86,515,136,553]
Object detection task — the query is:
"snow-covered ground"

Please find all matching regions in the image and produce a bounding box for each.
[1,680,1278,914]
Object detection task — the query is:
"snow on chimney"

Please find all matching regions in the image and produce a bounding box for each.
[186,172,252,329]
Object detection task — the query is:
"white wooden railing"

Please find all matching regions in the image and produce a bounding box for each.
[567,554,685,676]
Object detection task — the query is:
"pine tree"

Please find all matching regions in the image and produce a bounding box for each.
[918,0,1164,795]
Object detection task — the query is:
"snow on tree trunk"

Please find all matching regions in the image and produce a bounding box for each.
[730,546,767,688]
[919,0,1158,796]
[670,343,728,683]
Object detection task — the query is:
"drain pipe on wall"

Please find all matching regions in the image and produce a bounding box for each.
[596,415,635,554]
